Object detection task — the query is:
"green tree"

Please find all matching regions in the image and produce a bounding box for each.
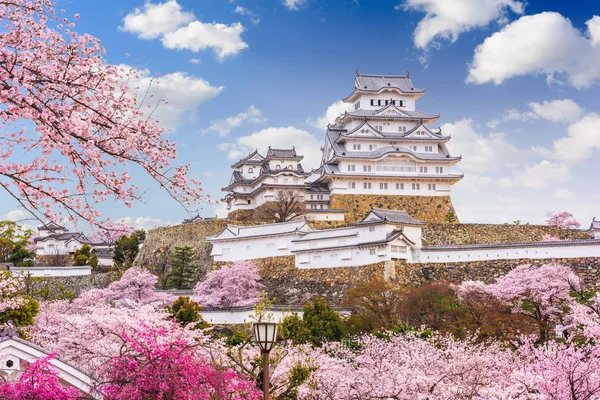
[167,296,207,329]
[113,230,145,271]
[0,221,33,263]
[8,243,34,267]
[166,246,197,290]
[281,298,343,346]
[73,244,95,266]
[444,211,458,224]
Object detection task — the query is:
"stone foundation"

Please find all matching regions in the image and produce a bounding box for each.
[328,194,457,224]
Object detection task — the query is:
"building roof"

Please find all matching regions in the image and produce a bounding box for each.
[355,208,426,226]
[587,217,600,232]
[37,222,66,231]
[231,150,265,168]
[292,229,415,253]
[207,219,312,242]
[34,232,89,243]
[343,71,425,101]
[266,147,301,159]
[336,109,439,124]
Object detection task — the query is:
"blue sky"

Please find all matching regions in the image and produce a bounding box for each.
[5,0,600,230]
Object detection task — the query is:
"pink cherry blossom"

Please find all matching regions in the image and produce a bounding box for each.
[194,261,264,308]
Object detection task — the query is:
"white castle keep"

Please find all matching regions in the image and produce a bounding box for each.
[223,70,463,216]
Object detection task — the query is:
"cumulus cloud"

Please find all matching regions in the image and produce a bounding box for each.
[492,99,583,127]
[555,188,576,201]
[116,216,172,230]
[442,119,521,173]
[516,160,570,189]
[233,6,260,24]
[218,126,322,168]
[283,0,308,11]
[5,210,29,222]
[309,100,354,130]
[537,112,600,162]
[401,0,524,48]
[121,65,223,129]
[203,105,266,136]
[121,1,248,61]
[467,12,600,88]
[188,58,201,64]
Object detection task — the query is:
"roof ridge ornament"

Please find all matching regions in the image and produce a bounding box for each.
[355,68,360,76]
[406,69,410,79]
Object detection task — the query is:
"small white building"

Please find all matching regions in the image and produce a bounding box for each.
[586,218,600,239]
[222,147,311,212]
[206,219,313,262]
[33,223,113,266]
[292,208,424,269]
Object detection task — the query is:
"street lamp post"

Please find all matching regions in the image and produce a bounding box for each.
[253,322,279,400]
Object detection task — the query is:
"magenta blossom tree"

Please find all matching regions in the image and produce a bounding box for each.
[546,211,581,229]
[98,325,261,400]
[0,0,205,228]
[194,261,264,308]
[0,355,81,400]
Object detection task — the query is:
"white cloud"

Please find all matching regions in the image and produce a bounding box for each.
[542,112,600,162]
[121,65,223,129]
[457,174,492,192]
[309,100,354,130]
[5,210,28,222]
[218,126,322,169]
[504,108,539,122]
[402,0,524,48]
[516,160,570,188]
[188,58,201,64]
[120,0,194,39]
[283,0,308,11]
[487,119,501,129]
[233,6,260,24]
[467,12,600,89]
[122,1,248,61]
[555,188,576,201]
[442,119,521,173]
[117,216,172,230]
[528,99,583,123]
[497,177,513,187]
[203,105,266,136]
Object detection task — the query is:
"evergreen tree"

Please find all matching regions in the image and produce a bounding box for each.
[166,246,197,290]
[113,230,144,269]
[281,297,343,346]
[73,244,94,266]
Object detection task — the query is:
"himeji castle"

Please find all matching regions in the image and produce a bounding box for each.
[312,70,463,196]
[222,147,310,212]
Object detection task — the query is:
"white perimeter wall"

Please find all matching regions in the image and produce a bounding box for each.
[419,241,600,263]
[211,233,297,262]
[200,307,351,325]
[11,266,92,277]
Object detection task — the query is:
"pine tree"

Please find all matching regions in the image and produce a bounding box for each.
[166,246,197,290]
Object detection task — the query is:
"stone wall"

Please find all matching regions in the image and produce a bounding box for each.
[328,194,457,224]
[135,219,227,279]
[25,273,113,300]
[394,257,600,288]
[422,224,589,246]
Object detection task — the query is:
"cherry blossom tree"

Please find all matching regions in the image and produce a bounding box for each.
[546,211,581,229]
[194,261,264,308]
[487,263,581,342]
[0,0,205,229]
[0,355,81,399]
[97,325,261,400]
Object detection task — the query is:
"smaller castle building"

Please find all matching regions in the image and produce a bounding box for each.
[222,147,310,212]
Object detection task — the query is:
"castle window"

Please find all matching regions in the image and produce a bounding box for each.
[370,100,375,106]
[353,144,361,150]
[369,144,377,150]
[276,165,281,170]
[347,164,356,172]
[248,168,254,173]
[320,204,324,209]
[363,165,372,172]
[348,182,355,189]
[399,100,406,107]
[436,166,443,173]
[363,182,371,189]
[377,100,382,106]
[266,243,275,249]
[398,126,406,133]
[396,183,404,190]
[288,165,293,169]
[369,249,376,255]
[355,101,360,110]
[411,146,417,151]
[310,195,314,199]
[425,146,433,152]
[412,183,420,190]
[369,226,375,232]
[380,183,388,190]
[419,166,428,173]
[273,178,279,183]
[294,178,299,183]
[428,183,437,190]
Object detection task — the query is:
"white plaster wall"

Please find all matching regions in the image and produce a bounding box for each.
[419,242,600,263]
[211,233,297,262]
[35,240,81,256]
[329,177,451,195]
[200,308,351,325]
[295,247,389,269]
[11,266,92,277]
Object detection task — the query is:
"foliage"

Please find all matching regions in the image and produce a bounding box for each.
[167,296,207,329]
[0,0,204,228]
[72,244,97,268]
[113,230,145,271]
[194,261,264,307]
[0,355,80,400]
[0,221,32,262]
[282,298,343,346]
[546,211,581,229]
[8,243,35,267]
[0,272,38,327]
[444,211,457,224]
[226,328,252,347]
[165,246,198,290]
[97,325,261,400]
